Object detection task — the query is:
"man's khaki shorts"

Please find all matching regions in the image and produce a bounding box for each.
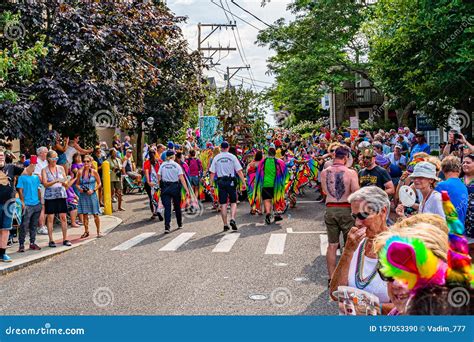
[324,206,354,244]
[111,181,123,190]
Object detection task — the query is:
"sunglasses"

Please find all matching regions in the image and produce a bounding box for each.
[351,211,371,220]
[49,157,59,161]
[377,263,394,282]
[84,160,92,163]
[363,156,373,160]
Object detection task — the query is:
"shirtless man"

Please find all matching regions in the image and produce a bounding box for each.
[320,146,360,285]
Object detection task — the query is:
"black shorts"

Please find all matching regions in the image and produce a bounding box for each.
[262,187,274,200]
[45,198,68,215]
[217,179,237,205]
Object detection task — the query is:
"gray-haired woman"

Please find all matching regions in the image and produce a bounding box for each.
[329,186,393,314]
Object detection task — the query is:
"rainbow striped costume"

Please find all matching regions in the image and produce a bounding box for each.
[249,157,288,214]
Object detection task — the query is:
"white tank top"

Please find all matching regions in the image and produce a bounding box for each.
[348,239,390,303]
[65,145,77,164]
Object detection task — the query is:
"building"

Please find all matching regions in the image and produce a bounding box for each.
[328,73,386,129]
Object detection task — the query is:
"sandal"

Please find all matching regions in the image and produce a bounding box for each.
[96,233,103,238]
[81,232,90,239]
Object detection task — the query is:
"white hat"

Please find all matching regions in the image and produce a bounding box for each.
[358,141,370,150]
[409,162,439,181]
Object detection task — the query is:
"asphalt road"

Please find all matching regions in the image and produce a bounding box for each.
[0,189,337,315]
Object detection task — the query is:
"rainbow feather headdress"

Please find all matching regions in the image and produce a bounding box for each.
[379,191,473,291]
[379,236,447,291]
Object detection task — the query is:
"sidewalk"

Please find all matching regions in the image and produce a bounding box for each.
[0,215,122,275]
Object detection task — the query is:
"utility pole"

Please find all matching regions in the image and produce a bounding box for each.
[225,66,250,89]
[197,23,237,137]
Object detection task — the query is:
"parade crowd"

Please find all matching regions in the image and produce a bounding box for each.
[0,125,473,315]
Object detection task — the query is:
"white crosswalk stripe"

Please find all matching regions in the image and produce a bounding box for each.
[212,233,241,253]
[319,234,341,256]
[265,233,287,255]
[111,232,156,251]
[159,232,196,251]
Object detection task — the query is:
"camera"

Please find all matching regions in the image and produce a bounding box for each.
[81,185,90,192]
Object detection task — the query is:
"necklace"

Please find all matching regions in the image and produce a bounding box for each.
[355,239,378,289]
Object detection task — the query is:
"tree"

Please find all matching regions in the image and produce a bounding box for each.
[257,0,373,122]
[365,0,474,128]
[0,1,202,147]
[214,87,267,146]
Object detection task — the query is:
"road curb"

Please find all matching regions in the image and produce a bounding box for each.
[0,215,122,276]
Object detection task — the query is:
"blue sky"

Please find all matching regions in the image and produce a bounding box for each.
[167,0,295,124]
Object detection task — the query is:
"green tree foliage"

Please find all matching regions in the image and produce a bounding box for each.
[0,1,202,146]
[0,11,48,139]
[365,0,474,127]
[214,87,267,146]
[257,0,372,122]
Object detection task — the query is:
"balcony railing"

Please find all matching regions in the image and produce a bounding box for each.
[342,87,384,107]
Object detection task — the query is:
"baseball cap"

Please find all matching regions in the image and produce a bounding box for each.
[221,141,229,149]
[167,141,174,149]
[394,144,402,150]
[166,150,175,158]
[415,131,424,137]
[375,154,390,167]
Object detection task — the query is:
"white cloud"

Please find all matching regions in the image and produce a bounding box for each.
[167,0,294,125]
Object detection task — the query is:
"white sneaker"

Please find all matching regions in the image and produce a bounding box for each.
[37,226,48,235]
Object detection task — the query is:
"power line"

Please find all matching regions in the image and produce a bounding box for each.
[210,66,267,89]
[214,67,274,85]
[224,0,257,89]
[230,0,272,28]
[210,0,263,31]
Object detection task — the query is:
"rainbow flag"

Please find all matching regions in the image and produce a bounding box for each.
[442,191,473,287]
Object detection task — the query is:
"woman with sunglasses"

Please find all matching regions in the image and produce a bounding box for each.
[76,155,102,238]
[41,151,71,247]
[329,186,392,314]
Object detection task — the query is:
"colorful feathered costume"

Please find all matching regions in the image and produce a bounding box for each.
[442,191,474,287]
[378,191,473,291]
[246,162,259,210]
[249,157,289,214]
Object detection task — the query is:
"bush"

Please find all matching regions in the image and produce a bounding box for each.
[291,118,328,135]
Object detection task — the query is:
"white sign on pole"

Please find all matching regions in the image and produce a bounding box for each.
[350,116,359,130]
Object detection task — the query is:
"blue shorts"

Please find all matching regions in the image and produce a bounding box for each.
[189,176,200,187]
[0,203,14,230]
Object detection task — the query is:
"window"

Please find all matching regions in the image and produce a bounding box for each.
[425,130,440,152]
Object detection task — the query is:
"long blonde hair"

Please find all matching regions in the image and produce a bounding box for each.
[374,216,448,261]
